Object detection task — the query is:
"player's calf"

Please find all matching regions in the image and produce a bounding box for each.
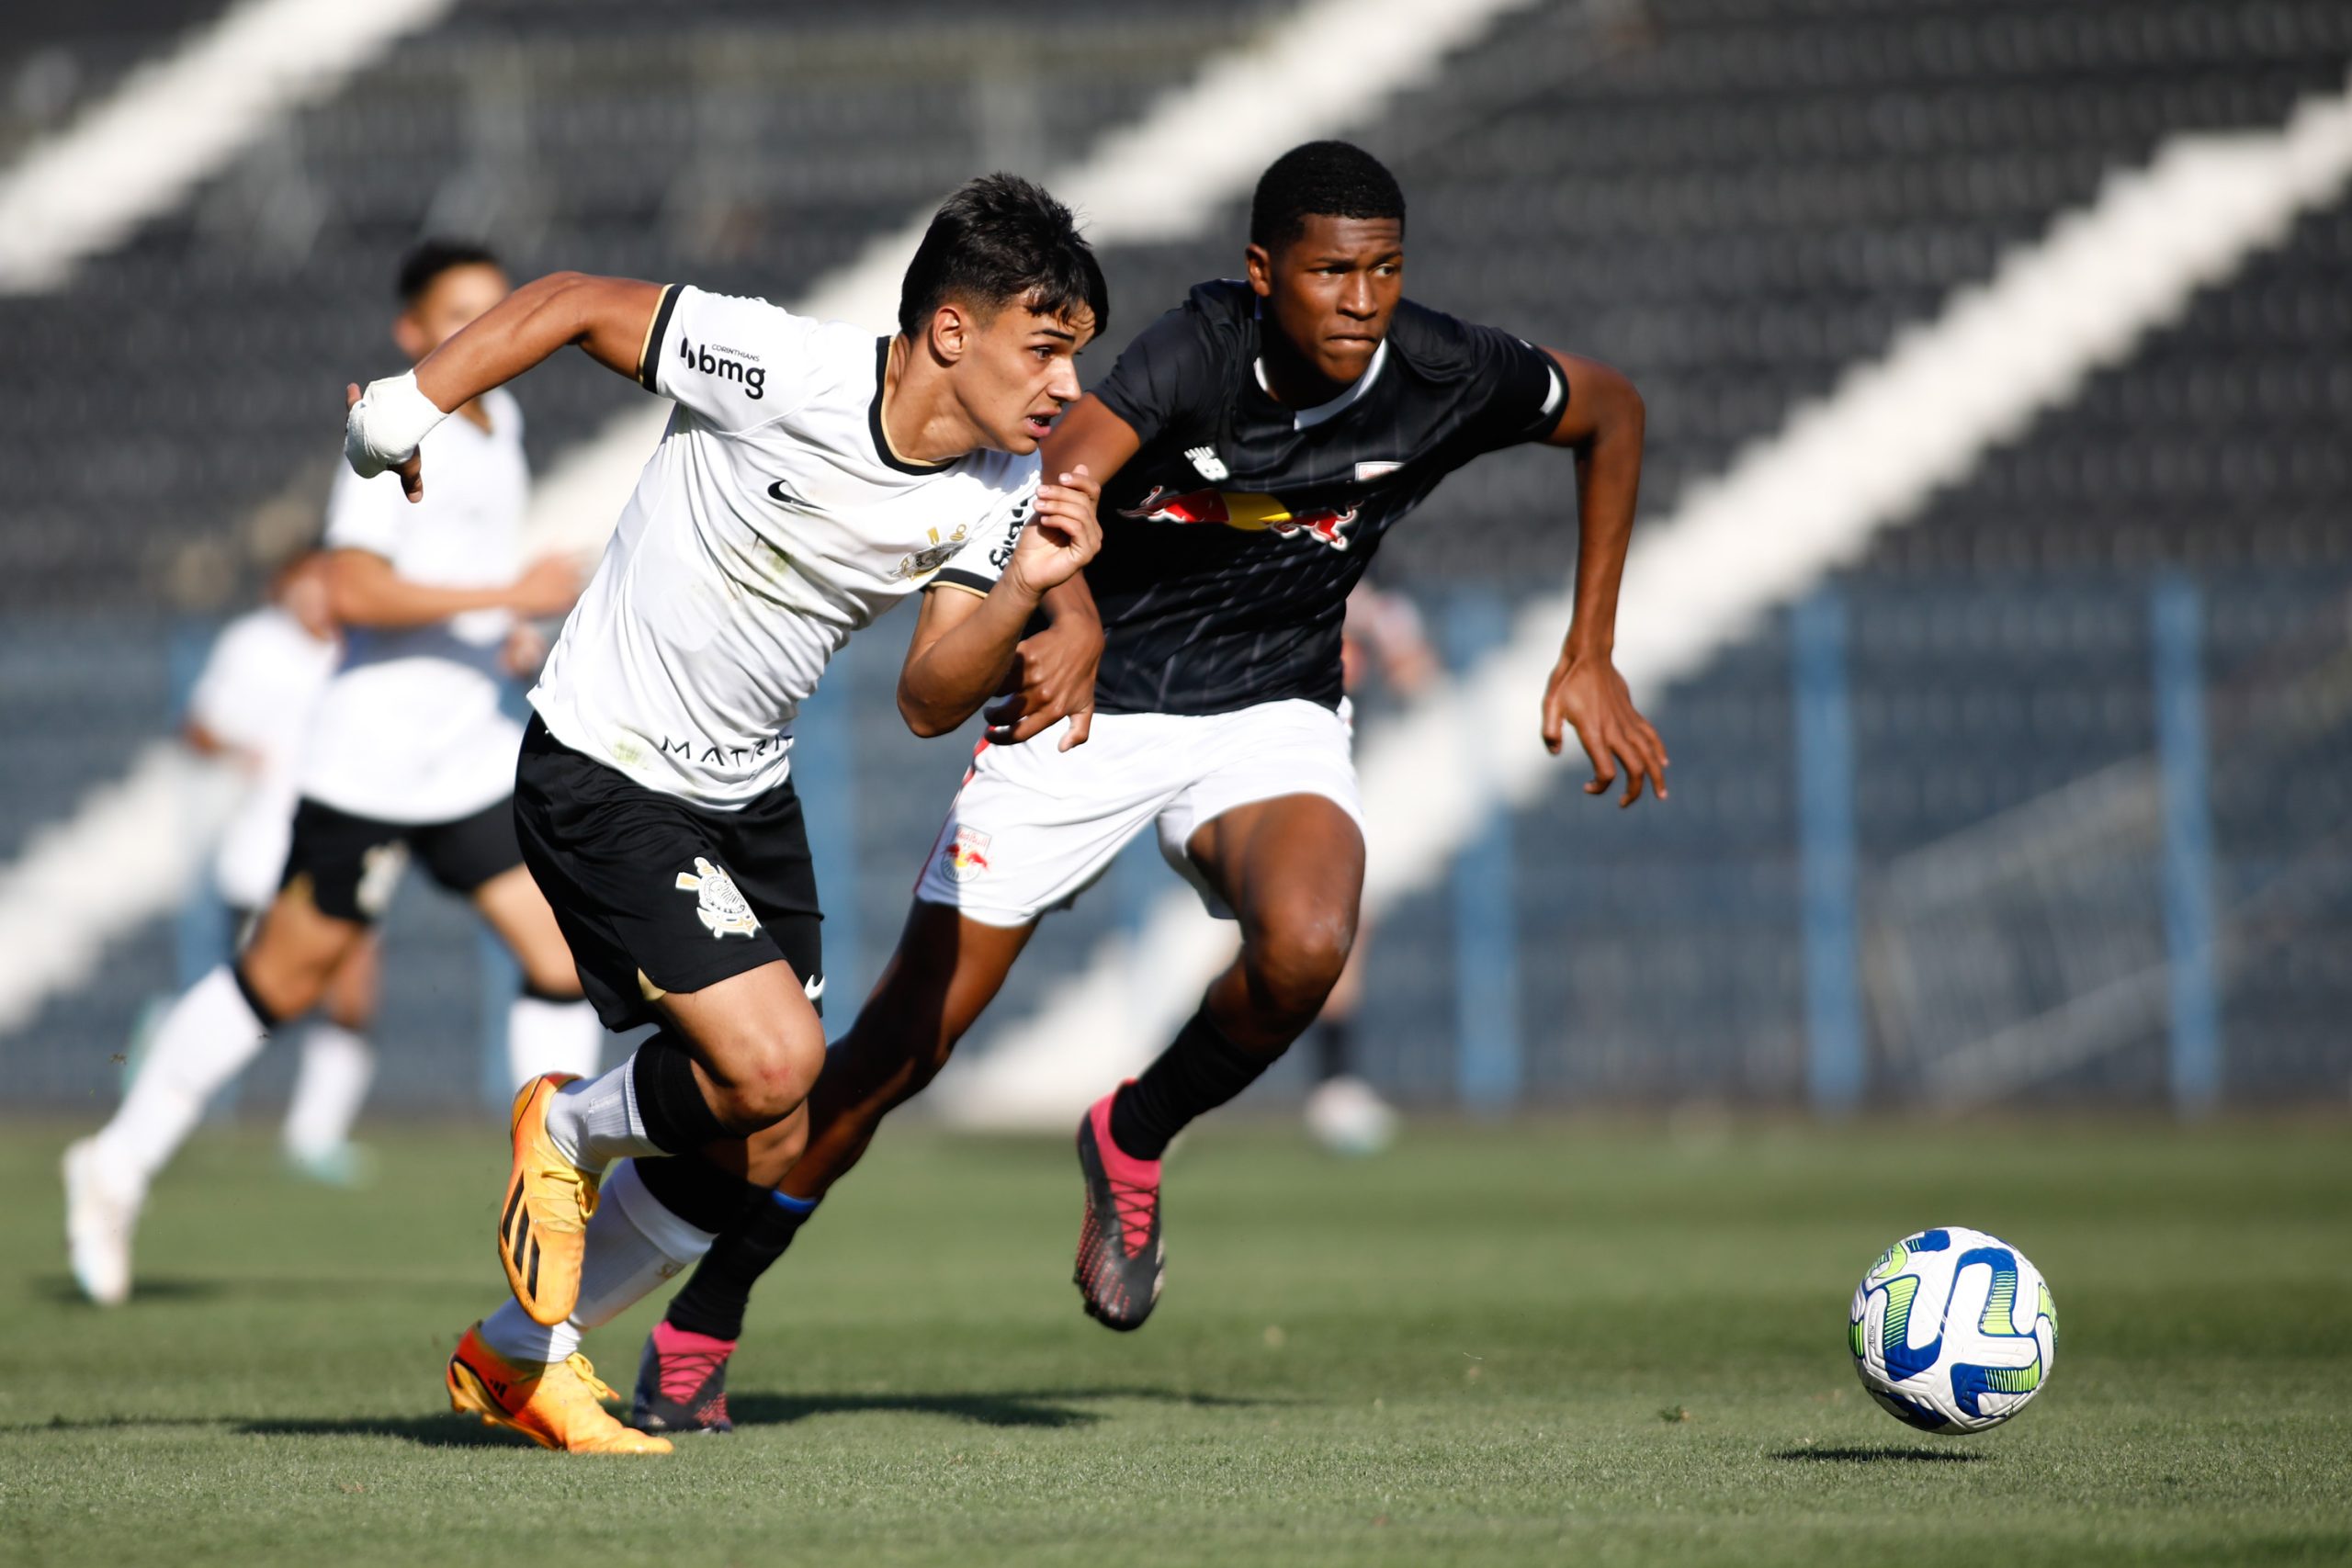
[503,991,818,1325]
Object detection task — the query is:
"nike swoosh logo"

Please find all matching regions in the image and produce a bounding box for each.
[766,479,807,507]
[803,974,825,1002]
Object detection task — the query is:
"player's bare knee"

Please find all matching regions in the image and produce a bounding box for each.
[1245,909,1356,1023]
[714,1028,824,1130]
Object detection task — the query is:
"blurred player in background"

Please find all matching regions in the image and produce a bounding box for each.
[338,176,1105,1454]
[628,141,1662,1431]
[178,547,383,1185]
[1301,580,1437,1156]
[62,240,598,1308]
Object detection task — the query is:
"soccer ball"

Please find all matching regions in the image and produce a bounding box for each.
[1848,1225,2055,1434]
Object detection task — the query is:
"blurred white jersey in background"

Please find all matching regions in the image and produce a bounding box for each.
[184,605,341,911]
[301,387,529,824]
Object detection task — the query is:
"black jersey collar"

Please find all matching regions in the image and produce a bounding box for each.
[868,336,950,475]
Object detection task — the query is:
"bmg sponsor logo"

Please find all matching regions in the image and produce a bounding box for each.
[678,335,765,399]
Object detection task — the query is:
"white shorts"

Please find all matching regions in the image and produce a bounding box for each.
[912,698,1363,928]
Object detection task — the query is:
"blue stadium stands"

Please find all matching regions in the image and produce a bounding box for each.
[5,0,2347,1110]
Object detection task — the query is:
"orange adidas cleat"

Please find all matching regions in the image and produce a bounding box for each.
[446,1322,672,1455]
[499,1072,597,1326]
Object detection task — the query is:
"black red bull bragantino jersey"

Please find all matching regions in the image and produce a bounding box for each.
[1087,278,1565,716]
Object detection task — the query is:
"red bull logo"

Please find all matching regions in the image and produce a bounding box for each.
[941,826,992,884]
[1120,486,1357,552]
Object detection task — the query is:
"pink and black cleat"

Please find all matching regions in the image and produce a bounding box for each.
[1072,1087,1165,1331]
[628,1320,737,1435]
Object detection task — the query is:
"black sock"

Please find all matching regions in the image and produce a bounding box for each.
[663,1190,820,1342]
[1109,1007,1275,1161]
[1312,1018,1352,1083]
[630,1038,729,1154]
[632,1149,767,1235]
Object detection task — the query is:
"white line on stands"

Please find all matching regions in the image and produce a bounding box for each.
[0,0,458,294]
[0,747,239,1037]
[521,0,1543,559]
[0,0,1538,1044]
[937,70,2352,1128]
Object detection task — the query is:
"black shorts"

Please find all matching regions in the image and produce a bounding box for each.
[514,716,823,1033]
[279,795,521,924]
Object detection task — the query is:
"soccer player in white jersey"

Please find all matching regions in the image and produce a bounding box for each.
[180,547,383,1184]
[337,176,1106,1453]
[627,143,1666,1430]
[62,242,602,1307]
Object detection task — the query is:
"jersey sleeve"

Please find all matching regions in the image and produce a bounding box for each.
[321,457,409,558]
[639,284,820,432]
[928,467,1041,599]
[1091,303,1222,447]
[1453,318,1568,453]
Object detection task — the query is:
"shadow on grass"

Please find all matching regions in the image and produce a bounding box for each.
[2,1412,514,1450]
[29,1275,229,1304]
[729,1385,1277,1430]
[1772,1445,1987,1464]
[240,1415,523,1449]
[11,1387,1280,1445]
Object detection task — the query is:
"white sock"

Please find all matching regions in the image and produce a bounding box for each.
[479,1158,715,1363]
[505,995,605,1091]
[281,1023,374,1158]
[92,965,270,1185]
[542,1053,664,1168]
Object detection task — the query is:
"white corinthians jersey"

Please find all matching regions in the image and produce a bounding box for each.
[302,387,530,824]
[530,285,1038,807]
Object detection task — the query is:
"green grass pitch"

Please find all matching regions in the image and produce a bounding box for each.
[4,1116,2347,1566]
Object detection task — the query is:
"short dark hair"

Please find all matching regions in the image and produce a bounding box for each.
[897,175,1108,342]
[397,238,502,304]
[1249,141,1406,252]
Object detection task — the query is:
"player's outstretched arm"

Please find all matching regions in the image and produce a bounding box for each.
[898,467,1103,738]
[322,547,582,630]
[344,273,666,501]
[980,396,1144,750]
[1537,351,1670,807]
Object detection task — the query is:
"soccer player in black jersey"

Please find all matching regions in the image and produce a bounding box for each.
[629,141,1664,1431]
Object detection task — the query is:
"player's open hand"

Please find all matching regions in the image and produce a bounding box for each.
[1543,650,1668,807]
[1007,465,1102,599]
[345,383,426,502]
[984,610,1102,750]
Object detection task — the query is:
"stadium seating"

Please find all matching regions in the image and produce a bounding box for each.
[6,0,2347,1109]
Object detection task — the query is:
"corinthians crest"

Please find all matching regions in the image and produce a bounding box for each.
[894,524,969,580]
[674,855,761,938]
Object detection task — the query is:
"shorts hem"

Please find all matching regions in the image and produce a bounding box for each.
[639,936,791,1000]
[910,888,1041,930]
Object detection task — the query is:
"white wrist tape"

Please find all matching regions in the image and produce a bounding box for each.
[344,370,448,478]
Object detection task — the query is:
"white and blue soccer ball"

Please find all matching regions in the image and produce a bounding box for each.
[1848,1225,2055,1434]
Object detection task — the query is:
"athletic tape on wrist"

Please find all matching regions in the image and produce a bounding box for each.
[344,369,447,478]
